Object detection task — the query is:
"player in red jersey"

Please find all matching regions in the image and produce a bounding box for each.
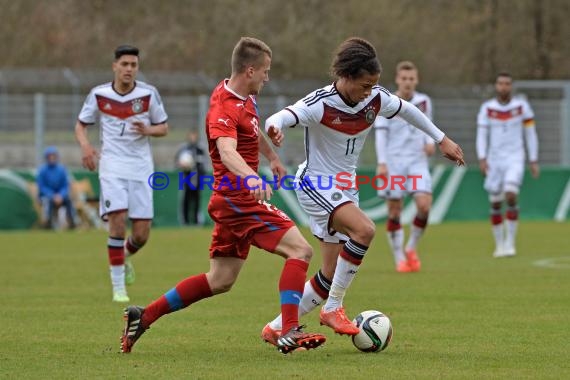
[121,37,326,355]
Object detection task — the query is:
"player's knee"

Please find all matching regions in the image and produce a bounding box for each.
[109,226,126,237]
[387,209,401,220]
[417,203,430,216]
[131,234,148,247]
[352,220,376,244]
[288,241,313,262]
[211,278,235,294]
[108,218,127,236]
[387,201,402,218]
[489,193,504,204]
[505,192,517,206]
[215,282,234,294]
[491,202,502,211]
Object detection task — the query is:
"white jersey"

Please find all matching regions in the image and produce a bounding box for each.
[286,83,402,186]
[78,81,168,181]
[375,92,434,165]
[476,96,535,162]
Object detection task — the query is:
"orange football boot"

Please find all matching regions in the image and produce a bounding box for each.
[319,306,359,335]
[405,248,421,272]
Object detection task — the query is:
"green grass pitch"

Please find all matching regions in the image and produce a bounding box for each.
[1,222,569,379]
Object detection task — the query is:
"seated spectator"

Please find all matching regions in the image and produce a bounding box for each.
[37,146,77,229]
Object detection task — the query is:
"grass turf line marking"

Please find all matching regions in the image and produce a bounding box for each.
[532,256,570,269]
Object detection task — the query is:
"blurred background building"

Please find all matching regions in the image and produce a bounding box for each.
[1,0,569,170]
[1,0,570,228]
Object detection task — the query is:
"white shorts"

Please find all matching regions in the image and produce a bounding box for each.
[99,176,153,220]
[484,159,524,195]
[378,161,432,199]
[296,177,359,243]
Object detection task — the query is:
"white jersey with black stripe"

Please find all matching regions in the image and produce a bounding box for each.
[286,83,402,187]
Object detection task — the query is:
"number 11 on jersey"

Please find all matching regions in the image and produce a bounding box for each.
[346,137,356,155]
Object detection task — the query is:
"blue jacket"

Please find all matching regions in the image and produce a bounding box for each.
[37,148,71,199]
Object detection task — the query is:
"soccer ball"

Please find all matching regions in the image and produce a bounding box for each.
[177,151,195,170]
[351,310,393,352]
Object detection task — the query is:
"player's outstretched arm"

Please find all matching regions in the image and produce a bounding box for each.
[398,100,464,165]
[74,121,98,171]
[438,136,465,166]
[264,109,297,147]
[267,126,284,147]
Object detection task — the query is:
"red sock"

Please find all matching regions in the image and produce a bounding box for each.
[108,237,124,265]
[125,236,142,256]
[506,207,518,221]
[280,259,309,333]
[142,273,213,328]
[387,218,401,232]
[490,213,503,225]
[413,215,428,229]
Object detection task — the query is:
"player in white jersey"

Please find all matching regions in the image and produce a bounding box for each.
[74,45,169,302]
[476,72,539,258]
[260,38,464,345]
[375,61,435,273]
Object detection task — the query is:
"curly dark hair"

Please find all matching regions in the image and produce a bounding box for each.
[331,37,381,79]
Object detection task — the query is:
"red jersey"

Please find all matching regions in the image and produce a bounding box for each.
[206,79,260,194]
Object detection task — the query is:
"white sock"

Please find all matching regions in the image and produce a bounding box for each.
[505,219,517,247]
[323,240,367,312]
[406,219,426,251]
[268,279,326,330]
[492,223,504,249]
[110,265,126,292]
[387,228,405,264]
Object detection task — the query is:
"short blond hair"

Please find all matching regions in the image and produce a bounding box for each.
[231,37,272,74]
[396,61,417,72]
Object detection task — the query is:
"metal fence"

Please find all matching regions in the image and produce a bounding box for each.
[0,80,568,170]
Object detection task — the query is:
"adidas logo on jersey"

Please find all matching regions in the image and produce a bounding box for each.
[331,116,342,125]
[104,103,112,110]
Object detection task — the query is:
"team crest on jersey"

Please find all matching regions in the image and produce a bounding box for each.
[131,99,144,114]
[331,192,342,201]
[365,108,376,124]
[105,200,111,208]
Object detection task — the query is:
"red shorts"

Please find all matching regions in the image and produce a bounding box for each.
[208,192,295,259]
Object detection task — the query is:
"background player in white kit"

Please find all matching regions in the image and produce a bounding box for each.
[476,72,539,258]
[74,45,169,302]
[375,61,435,273]
[260,37,464,344]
